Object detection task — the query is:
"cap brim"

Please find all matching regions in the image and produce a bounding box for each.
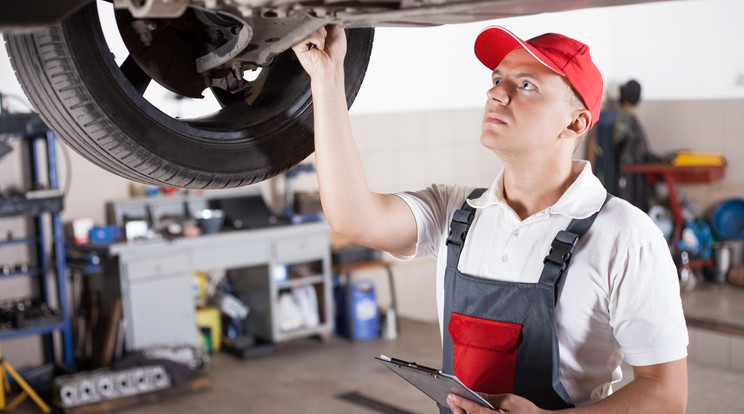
[474,26,565,76]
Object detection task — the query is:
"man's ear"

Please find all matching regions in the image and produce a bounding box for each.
[560,109,591,139]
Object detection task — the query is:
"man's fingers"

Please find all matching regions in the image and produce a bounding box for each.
[291,24,347,78]
[297,35,324,52]
[325,24,344,42]
[447,393,493,413]
[292,27,327,54]
[306,27,327,51]
[446,394,466,414]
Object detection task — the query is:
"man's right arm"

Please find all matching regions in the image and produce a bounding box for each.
[291,26,417,257]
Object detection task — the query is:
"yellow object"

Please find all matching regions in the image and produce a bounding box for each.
[193,272,208,300]
[0,341,50,413]
[193,272,209,308]
[196,307,222,352]
[671,151,725,166]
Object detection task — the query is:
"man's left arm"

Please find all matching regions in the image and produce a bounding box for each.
[591,358,688,414]
[447,358,687,414]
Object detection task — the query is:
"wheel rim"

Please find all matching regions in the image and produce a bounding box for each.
[85,2,315,147]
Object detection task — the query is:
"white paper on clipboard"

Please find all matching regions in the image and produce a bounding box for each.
[375,355,494,410]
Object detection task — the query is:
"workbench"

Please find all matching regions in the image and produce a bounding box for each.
[113,220,332,351]
[70,197,332,353]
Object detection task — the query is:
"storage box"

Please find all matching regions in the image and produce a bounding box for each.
[89,225,121,244]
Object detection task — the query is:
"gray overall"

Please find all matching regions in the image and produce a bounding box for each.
[439,189,610,412]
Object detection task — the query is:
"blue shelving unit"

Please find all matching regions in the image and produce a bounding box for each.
[0,112,74,369]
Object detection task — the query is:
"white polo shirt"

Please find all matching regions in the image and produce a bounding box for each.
[394,160,688,406]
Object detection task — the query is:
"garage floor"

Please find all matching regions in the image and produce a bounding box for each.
[12,318,744,413]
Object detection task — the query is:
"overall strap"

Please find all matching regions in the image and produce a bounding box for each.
[539,192,613,304]
[446,188,487,250]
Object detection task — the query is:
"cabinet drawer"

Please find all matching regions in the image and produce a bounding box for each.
[274,235,327,262]
[191,240,270,269]
[126,253,190,282]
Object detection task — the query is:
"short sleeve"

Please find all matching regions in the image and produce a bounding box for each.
[393,184,476,260]
[608,233,689,366]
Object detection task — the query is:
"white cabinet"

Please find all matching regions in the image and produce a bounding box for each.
[110,221,332,349]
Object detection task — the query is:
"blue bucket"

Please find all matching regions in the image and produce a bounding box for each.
[711,198,744,240]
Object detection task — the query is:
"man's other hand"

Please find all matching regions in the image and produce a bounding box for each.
[447,392,549,414]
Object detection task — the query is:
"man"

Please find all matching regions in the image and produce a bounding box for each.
[292,25,688,413]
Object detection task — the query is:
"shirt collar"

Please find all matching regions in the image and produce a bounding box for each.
[467,160,607,219]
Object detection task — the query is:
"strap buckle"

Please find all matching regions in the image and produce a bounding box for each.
[543,230,579,270]
[446,209,474,246]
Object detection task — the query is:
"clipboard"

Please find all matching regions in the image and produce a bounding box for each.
[375,355,494,410]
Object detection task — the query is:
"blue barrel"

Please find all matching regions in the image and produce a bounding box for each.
[335,279,379,340]
[349,280,379,340]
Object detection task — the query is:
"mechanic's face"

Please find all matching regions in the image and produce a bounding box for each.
[480,48,576,159]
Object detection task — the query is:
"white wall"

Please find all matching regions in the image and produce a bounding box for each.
[351,0,744,114]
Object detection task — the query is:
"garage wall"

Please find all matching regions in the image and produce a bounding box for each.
[345,108,496,324]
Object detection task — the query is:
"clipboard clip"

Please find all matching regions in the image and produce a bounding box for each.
[388,356,440,376]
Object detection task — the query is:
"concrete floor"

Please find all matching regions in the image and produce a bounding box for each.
[12,318,743,414]
[126,318,443,414]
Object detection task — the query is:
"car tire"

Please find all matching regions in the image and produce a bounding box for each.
[4,4,374,189]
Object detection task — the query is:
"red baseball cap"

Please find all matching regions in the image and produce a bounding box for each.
[474,26,603,129]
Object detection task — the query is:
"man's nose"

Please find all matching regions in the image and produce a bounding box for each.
[487,82,510,105]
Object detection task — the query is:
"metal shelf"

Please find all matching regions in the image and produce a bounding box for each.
[0,237,39,246]
[276,275,324,289]
[0,112,74,369]
[0,320,66,340]
[0,194,64,218]
[275,324,329,342]
[0,268,42,279]
[66,263,104,275]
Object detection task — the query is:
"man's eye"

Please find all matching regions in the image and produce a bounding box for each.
[521,81,536,90]
[493,78,501,86]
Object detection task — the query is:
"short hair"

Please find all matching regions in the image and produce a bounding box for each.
[620,80,642,106]
[563,77,587,112]
[562,77,589,152]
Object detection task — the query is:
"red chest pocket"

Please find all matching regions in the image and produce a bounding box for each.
[448,312,522,395]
